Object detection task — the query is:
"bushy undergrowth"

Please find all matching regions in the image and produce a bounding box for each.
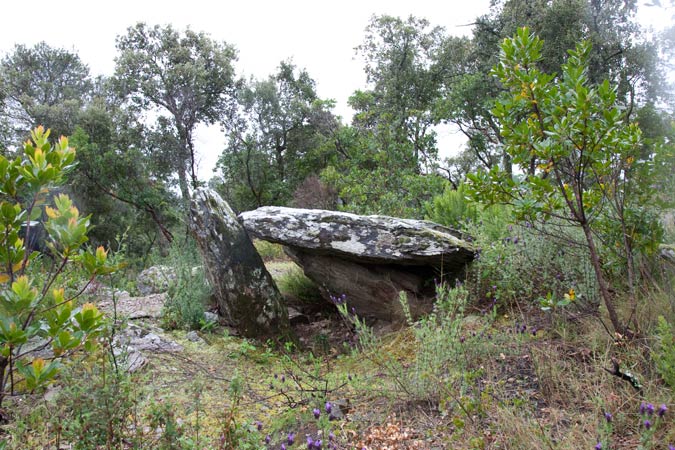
[253,239,285,261]
[161,240,212,331]
[277,266,323,306]
[654,315,675,388]
[47,348,139,449]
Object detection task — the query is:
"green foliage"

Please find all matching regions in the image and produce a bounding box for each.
[425,183,478,228]
[253,239,285,261]
[353,15,442,171]
[321,134,447,218]
[403,284,469,403]
[218,61,337,211]
[0,127,117,407]
[653,315,675,388]
[49,349,139,449]
[465,219,599,312]
[69,117,179,256]
[277,266,322,309]
[161,241,212,331]
[217,373,266,450]
[0,42,92,146]
[336,284,473,407]
[467,27,659,332]
[319,15,449,218]
[436,0,668,183]
[115,22,237,200]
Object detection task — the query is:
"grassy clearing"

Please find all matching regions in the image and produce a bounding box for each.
[2,288,674,449]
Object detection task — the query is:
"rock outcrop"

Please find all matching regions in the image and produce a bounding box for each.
[136,265,176,295]
[189,189,289,338]
[240,207,475,322]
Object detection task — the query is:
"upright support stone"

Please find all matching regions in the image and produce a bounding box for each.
[188,188,289,338]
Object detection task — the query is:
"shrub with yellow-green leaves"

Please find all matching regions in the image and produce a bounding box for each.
[0,127,117,409]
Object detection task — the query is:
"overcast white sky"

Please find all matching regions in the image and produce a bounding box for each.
[1,0,671,180]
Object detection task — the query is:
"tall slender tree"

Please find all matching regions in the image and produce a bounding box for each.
[114,23,238,202]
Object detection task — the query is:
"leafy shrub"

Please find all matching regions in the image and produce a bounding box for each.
[336,284,472,407]
[0,127,116,408]
[425,183,478,228]
[49,348,139,449]
[465,219,599,312]
[403,284,469,403]
[161,240,211,330]
[653,315,675,388]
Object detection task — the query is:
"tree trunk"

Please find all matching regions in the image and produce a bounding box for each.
[582,222,624,334]
[177,164,191,209]
[0,356,7,408]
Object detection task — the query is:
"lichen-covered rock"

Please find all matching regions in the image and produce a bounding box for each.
[239,207,474,269]
[240,207,475,322]
[137,265,176,295]
[188,188,289,338]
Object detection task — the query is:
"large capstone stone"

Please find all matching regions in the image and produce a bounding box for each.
[239,207,475,322]
[188,189,289,338]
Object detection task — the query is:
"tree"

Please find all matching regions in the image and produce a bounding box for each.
[352,15,444,172]
[218,61,337,211]
[0,42,92,147]
[114,23,237,202]
[436,0,667,182]
[69,103,179,250]
[468,28,657,334]
[318,15,448,218]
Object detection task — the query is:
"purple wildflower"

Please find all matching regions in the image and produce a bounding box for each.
[281,445,286,450]
[281,375,285,383]
[595,443,602,450]
[314,439,322,449]
[329,431,335,441]
[644,419,652,430]
[646,403,655,415]
[329,413,337,421]
[313,408,321,419]
[288,432,295,445]
[256,421,263,431]
[307,436,314,449]
[325,402,332,414]
[604,412,612,423]
[265,435,271,444]
[640,402,647,414]
[658,404,667,417]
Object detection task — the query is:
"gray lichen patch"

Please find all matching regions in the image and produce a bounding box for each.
[239,206,475,266]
